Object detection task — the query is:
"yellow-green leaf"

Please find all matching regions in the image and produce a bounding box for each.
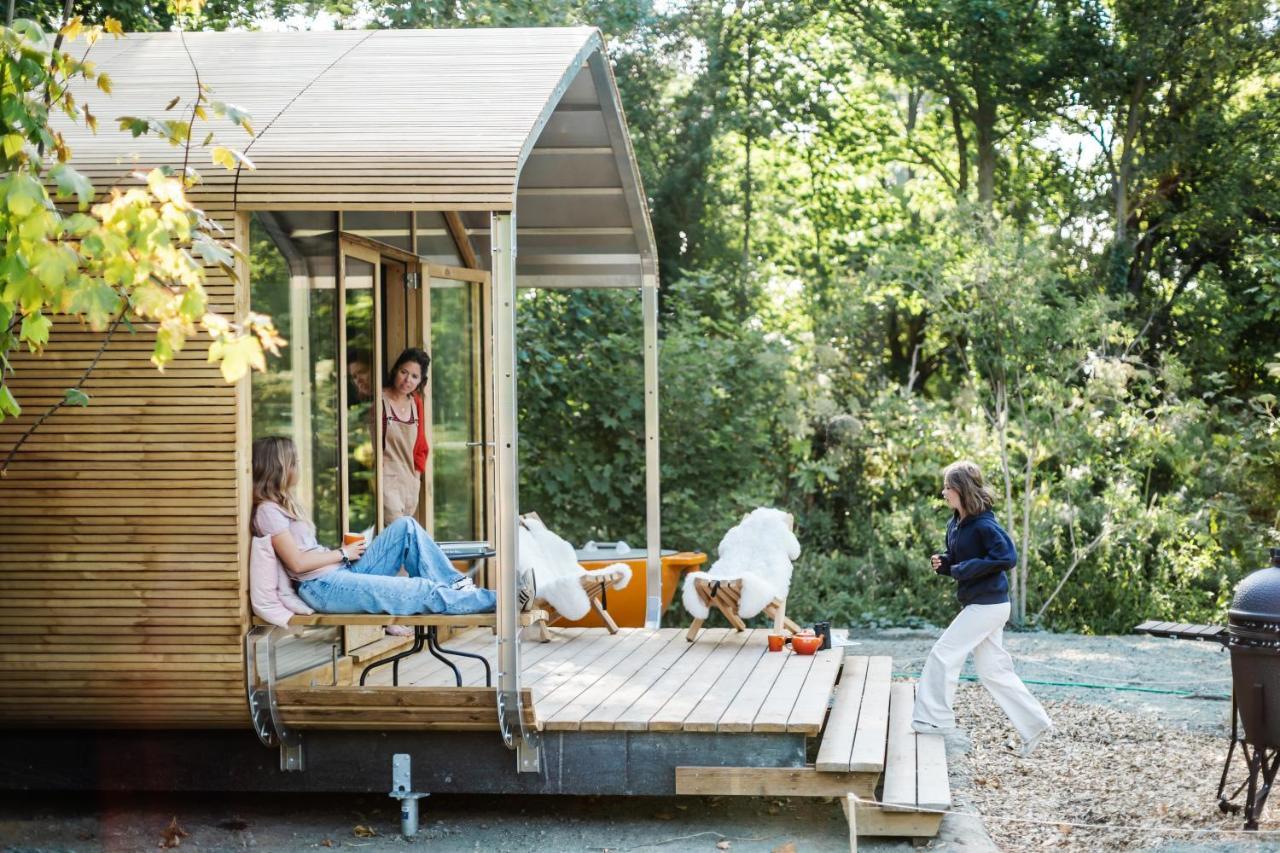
[3,134,25,159]
[210,146,237,171]
[20,312,52,349]
[104,17,123,35]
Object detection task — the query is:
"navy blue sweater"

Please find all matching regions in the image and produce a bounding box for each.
[936,510,1017,605]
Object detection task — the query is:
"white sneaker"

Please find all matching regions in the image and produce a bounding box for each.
[451,576,477,591]
[1019,725,1053,758]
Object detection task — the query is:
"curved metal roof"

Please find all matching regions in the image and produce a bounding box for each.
[61,27,656,286]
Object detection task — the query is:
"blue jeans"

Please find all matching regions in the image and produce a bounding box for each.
[298,517,497,615]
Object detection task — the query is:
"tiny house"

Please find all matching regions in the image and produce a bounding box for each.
[0,34,926,841]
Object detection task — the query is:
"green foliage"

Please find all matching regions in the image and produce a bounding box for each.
[0,10,281,437]
[511,0,1280,632]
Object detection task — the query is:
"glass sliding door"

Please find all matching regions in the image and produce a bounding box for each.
[248,211,341,543]
[339,243,383,536]
[429,267,489,542]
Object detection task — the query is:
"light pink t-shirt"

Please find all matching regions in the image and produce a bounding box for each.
[253,501,341,581]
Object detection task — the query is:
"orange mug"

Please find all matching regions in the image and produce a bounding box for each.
[767,634,785,652]
[342,533,365,546]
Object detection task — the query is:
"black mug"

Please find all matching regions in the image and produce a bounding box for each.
[813,621,831,651]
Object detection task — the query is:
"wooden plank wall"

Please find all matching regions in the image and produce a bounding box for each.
[0,177,247,728]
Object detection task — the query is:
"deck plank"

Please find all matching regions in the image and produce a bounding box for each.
[717,638,790,732]
[648,629,754,732]
[815,656,869,772]
[785,647,845,734]
[914,687,951,812]
[578,629,714,731]
[535,629,652,721]
[848,656,893,773]
[751,650,817,732]
[681,631,769,732]
[526,630,621,695]
[614,629,733,731]
[543,629,682,731]
[880,681,917,811]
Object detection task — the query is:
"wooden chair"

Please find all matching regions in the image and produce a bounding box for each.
[528,567,629,642]
[685,577,800,642]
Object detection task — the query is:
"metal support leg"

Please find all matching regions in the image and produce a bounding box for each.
[424,627,463,686]
[430,630,493,686]
[359,627,426,687]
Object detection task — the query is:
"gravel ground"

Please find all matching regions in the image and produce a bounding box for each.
[849,628,1280,852]
[2,630,1277,853]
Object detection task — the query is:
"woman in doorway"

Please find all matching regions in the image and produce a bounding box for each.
[913,460,1053,757]
[382,347,431,524]
[251,436,493,615]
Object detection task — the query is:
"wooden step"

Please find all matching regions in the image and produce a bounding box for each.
[881,682,950,813]
[348,635,413,665]
[815,655,892,773]
[276,686,537,731]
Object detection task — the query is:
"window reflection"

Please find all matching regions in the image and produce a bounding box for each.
[344,256,378,535]
[249,212,340,543]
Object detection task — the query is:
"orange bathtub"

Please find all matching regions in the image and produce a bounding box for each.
[558,545,707,629]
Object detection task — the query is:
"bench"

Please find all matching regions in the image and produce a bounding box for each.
[816,656,950,841]
[685,577,801,642]
[252,611,547,688]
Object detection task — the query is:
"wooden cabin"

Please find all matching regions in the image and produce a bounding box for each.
[0,28,949,843]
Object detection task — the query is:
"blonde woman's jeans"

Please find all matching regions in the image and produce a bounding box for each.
[912,601,1052,743]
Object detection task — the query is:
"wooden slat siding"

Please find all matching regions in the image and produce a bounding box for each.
[0,197,244,728]
[53,29,600,210]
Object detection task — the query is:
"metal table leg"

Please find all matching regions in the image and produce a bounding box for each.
[429,628,493,687]
[359,627,426,687]
[424,626,463,686]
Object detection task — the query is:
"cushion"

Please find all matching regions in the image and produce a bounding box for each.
[250,534,314,627]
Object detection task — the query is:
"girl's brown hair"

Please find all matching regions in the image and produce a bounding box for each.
[943,460,996,518]
[251,436,305,534]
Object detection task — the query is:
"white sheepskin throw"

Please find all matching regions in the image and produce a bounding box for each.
[682,507,800,620]
[517,513,632,621]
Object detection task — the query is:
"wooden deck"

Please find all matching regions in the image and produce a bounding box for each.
[363,627,845,735]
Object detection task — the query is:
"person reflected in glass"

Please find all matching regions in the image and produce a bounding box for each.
[347,347,374,404]
[382,347,431,524]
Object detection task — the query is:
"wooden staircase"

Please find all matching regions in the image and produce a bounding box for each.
[817,655,951,840]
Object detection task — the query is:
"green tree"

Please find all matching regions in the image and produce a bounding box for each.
[0,3,279,471]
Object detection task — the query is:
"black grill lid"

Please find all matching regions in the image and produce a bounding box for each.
[1228,549,1280,625]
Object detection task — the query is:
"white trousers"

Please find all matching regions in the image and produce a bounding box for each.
[912,601,1052,743]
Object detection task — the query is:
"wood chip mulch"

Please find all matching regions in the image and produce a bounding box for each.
[947,684,1280,851]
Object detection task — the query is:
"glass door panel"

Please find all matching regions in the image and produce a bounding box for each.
[430,274,484,541]
[341,251,381,536]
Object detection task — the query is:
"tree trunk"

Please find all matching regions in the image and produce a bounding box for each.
[739,22,754,309]
[974,88,997,208]
[1114,76,1146,246]
[949,97,969,199]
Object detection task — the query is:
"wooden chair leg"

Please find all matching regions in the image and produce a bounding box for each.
[535,619,552,643]
[591,595,620,634]
[686,618,705,642]
[772,598,787,633]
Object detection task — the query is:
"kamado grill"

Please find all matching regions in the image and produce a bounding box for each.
[1135,548,1280,830]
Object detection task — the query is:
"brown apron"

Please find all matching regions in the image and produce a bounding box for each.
[382,393,420,523]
